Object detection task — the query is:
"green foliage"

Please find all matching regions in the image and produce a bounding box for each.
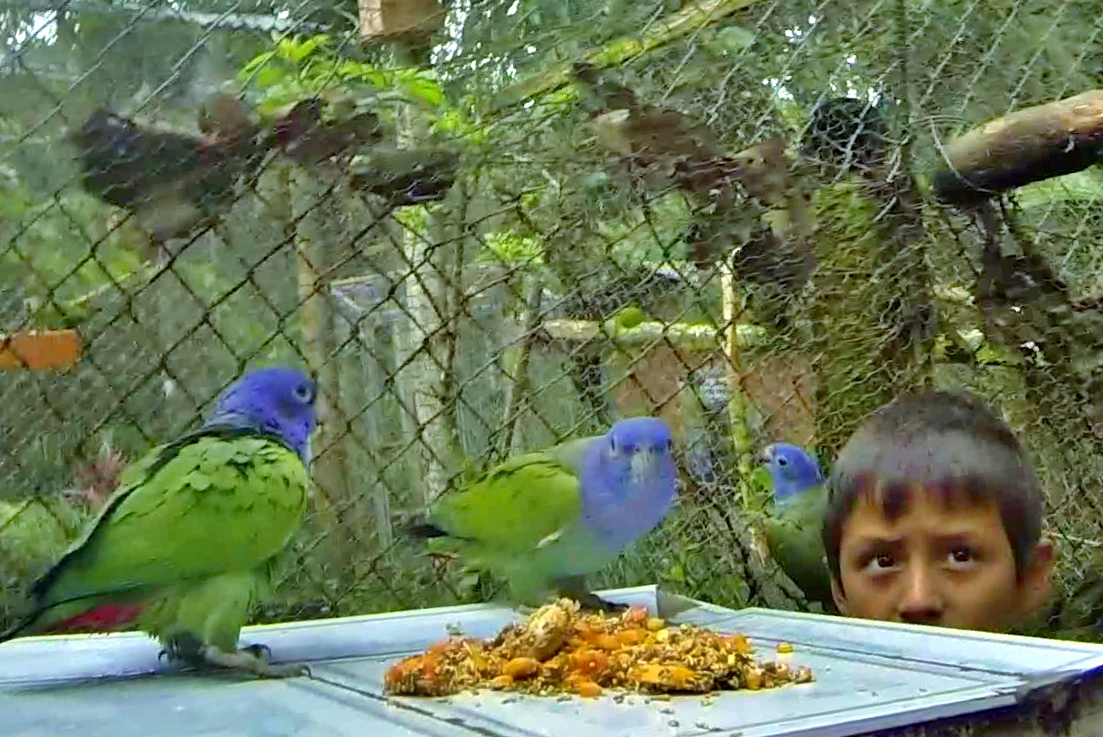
[238,33,474,138]
[0,499,88,627]
[804,181,901,451]
[0,162,146,329]
[477,230,544,267]
[594,190,691,265]
[393,204,430,234]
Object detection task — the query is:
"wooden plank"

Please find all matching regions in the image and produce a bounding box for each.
[357,0,444,41]
[0,330,82,370]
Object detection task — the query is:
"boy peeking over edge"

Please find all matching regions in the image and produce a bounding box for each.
[822,390,1056,632]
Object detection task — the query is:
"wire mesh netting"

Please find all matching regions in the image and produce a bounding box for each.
[4,0,1103,633]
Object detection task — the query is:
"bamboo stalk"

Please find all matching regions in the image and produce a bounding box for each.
[539,318,768,352]
[496,276,544,458]
[718,263,754,484]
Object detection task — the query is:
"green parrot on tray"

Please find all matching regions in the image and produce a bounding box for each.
[408,417,679,612]
[0,366,318,679]
[760,442,836,612]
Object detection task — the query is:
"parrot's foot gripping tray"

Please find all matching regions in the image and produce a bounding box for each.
[159,634,311,679]
[383,598,813,699]
[198,644,311,679]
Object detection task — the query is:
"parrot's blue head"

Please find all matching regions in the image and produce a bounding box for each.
[580,416,679,553]
[762,442,825,508]
[204,366,318,465]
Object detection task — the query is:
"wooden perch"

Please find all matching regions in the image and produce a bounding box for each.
[0,330,82,370]
[538,318,768,352]
[349,145,460,208]
[484,0,766,115]
[932,89,1103,206]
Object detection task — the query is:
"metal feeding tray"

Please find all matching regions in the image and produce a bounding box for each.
[2,585,1103,737]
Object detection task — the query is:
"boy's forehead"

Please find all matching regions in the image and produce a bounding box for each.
[840,426,1020,481]
[833,424,1040,517]
[840,484,1015,556]
[851,481,998,523]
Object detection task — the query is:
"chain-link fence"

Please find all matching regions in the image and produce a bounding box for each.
[4,0,1103,631]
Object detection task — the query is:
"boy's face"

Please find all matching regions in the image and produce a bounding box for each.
[831,486,1054,631]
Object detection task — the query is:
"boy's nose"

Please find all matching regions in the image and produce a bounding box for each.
[897,565,944,625]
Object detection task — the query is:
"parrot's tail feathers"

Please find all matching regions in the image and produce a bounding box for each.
[42,602,144,634]
[0,600,144,645]
[405,520,448,539]
[0,611,37,644]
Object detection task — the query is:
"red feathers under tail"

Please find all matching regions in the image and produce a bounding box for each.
[43,603,144,634]
[0,602,144,643]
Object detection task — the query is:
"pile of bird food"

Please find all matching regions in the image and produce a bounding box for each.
[384,598,813,698]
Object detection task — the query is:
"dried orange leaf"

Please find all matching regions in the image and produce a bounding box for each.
[574,680,603,698]
[503,657,540,680]
[568,649,609,676]
[382,598,812,698]
[745,668,764,690]
[633,663,697,687]
[592,633,621,651]
[427,639,452,655]
[617,628,648,646]
[730,633,752,654]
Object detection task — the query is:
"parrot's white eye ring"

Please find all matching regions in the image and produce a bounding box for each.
[293,384,314,403]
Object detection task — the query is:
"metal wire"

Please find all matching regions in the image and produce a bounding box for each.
[3,0,1103,629]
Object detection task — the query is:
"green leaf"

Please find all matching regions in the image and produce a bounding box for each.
[253,65,286,90]
[400,76,446,107]
[277,34,330,64]
[337,61,379,82]
[663,562,687,583]
[239,50,277,79]
[713,25,757,53]
[479,230,544,266]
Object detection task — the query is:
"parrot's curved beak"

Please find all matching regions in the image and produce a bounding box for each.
[630,448,658,480]
[759,447,773,465]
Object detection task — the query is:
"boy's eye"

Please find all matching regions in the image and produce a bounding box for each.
[863,552,898,573]
[946,546,976,568]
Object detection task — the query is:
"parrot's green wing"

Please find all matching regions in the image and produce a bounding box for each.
[26,431,310,629]
[763,485,835,610]
[427,450,583,554]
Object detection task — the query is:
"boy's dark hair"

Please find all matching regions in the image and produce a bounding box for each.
[823,390,1044,585]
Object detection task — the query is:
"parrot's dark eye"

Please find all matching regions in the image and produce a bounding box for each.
[777,456,788,466]
[665,439,673,451]
[293,384,313,403]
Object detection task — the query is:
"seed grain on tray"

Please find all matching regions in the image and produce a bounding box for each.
[384,598,814,698]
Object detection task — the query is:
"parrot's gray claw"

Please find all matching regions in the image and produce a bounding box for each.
[576,591,629,613]
[551,576,629,614]
[241,642,273,661]
[199,644,310,680]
